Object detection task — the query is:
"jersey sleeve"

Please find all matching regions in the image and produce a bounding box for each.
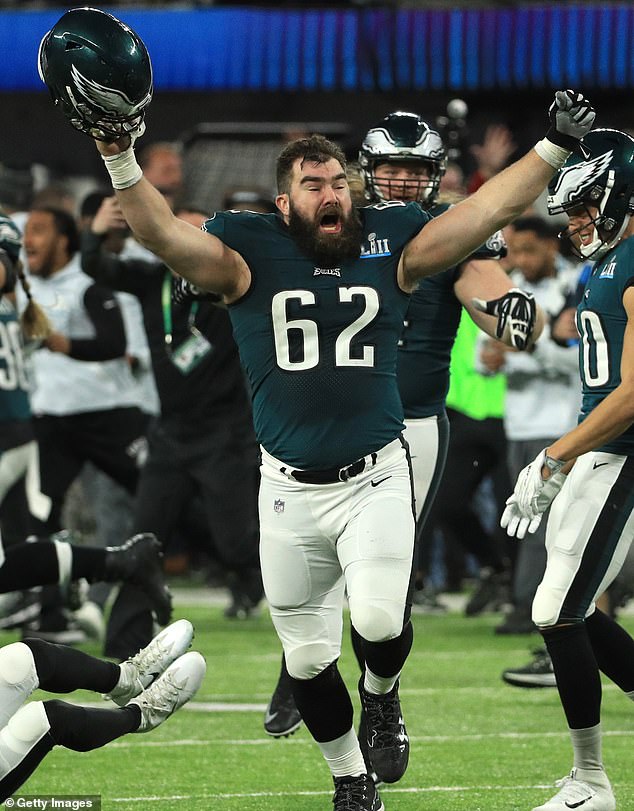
[430,202,507,261]
[618,238,634,295]
[202,211,228,241]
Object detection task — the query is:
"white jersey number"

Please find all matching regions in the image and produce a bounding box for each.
[272,287,380,371]
[578,310,610,388]
[0,320,29,391]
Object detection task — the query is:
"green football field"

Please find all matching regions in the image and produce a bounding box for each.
[4,592,634,811]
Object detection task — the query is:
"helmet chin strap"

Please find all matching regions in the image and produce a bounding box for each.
[580,213,632,259]
[577,174,624,260]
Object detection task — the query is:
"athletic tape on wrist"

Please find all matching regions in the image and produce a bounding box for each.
[102,146,143,190]
[533,138,571,169]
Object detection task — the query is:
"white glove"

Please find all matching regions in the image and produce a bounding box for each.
[547,90,595,158]
[472,288,537,351]
[500,497,543,539]
[514,448,567,517]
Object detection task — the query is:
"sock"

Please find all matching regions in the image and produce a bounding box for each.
[350,625,366,673]
[363,621,413,679]
[69,545,108,583]
[23,638,120,695]
[585,608,634,692]
[44,700,141,751]
[318,727,367,778]
[364,666,399,696]
[0,543,58,592]
[542,623,601,729]
[291,662,353,743]
[571,723,603,772]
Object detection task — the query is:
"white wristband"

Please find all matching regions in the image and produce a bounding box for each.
[101,146,143,190]
[533,138,571,169]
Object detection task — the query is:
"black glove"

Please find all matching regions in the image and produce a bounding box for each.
[171,275,220,305]
[472,288,537,351]
[546,90,595,159]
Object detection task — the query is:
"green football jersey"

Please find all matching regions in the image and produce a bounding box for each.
[577,237,634,454]
[0,298,31,424]
[397,202,506,418]
[204,202,429,469]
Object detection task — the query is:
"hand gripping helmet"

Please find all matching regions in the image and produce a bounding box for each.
[358,112,447,207]
[547,128,634,260]
[38,7,153,142]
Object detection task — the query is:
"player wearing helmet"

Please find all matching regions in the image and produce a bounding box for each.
[40,9,598,807]
[358,112,447,207]
[502,129,634,811]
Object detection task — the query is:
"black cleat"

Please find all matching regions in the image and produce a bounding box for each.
[465,567,510,616]
[332,774,384,811]
[104,533,172,626]
[502,647,557,688]
[357,709,380,785]
[358,677,409,784]
[264,670,302,738]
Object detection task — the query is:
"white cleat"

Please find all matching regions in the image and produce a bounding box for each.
[532,768,616,811]
[128,651,206,733]
[105,619,194,707]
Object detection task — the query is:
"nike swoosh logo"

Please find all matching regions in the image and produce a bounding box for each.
[593,461,609,470]
[264,710,277,724]
[565,799,592,809]
[370,476,392,487]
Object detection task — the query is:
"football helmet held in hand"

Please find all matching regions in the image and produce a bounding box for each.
[38,7,153,142]
[547,128,634,260]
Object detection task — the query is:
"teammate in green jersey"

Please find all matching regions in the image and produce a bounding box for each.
[38,11,597,809]
[502,128,634,811]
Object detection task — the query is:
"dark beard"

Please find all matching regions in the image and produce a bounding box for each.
[287,206,362,267]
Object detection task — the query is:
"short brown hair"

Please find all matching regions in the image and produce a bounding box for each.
[276,135,347,195]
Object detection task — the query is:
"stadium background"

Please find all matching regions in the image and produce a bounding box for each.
[0,3,633,809]
[0,1,632,209]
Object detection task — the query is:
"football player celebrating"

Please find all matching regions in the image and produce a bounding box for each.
[38,9,595,810]
[0,619,205,802]
[502,128,634,811]
[267,111,548,768]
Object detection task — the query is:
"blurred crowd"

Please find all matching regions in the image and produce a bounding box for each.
[0,113,631,674]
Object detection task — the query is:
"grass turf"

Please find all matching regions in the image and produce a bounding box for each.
[4,598,633,811]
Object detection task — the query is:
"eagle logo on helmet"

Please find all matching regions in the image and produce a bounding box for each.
[548,150,614,212]
[362,127,445,161]
[0,217,22,265]
[68,65,151,119]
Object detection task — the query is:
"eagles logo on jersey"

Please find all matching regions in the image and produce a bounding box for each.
[548,128,634,260]
[38,7,153,142]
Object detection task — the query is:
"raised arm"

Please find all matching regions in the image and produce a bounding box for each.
[95,139,250,304]
[398,91,595,290]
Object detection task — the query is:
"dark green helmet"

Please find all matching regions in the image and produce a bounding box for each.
[0,215,22,266]
[359,112,447,208]
[547,128,634,260]
[38,7,153,142]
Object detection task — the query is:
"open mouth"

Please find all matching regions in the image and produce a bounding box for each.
[319,212,342,234]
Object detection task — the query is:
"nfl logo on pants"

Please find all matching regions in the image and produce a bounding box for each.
[274,499,285,513]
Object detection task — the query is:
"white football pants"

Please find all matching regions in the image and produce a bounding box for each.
[259,438,416,680]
